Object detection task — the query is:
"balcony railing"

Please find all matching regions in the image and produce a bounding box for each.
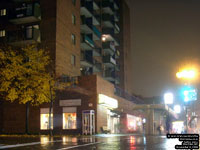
[102,41,115,55]
[92,26,101,39]
[81,34,95,50]
[7,26,41,46]
[102,0,114,14]
[81,0,93,17]
[81,52,93,67]
[9,3,41,24]
[81,16,93,33]
[93,60,102,72]
[103,55,116,67]
[104,69,115,81]
[102,14,115,27]
[114,86,144,104]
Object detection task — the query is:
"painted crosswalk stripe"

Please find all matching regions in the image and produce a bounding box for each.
[56,142,103,150]
[0,140,62,149]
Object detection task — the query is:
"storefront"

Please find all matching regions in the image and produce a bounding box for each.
[97,94,119,133]
[126,114,142,133]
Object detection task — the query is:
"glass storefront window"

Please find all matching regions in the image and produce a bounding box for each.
[40,108,53,130]
[63,113,77,129]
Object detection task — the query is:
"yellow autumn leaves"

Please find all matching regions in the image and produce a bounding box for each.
[0,45,55,105]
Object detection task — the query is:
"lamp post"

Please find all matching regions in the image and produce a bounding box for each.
[164,92,174,134]
[176,68,197,133]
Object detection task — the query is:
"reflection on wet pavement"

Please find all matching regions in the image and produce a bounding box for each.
[0,134,181,150]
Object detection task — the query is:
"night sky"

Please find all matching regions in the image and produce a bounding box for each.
[129,0,200,97]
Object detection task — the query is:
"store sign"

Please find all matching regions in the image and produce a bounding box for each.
[59,99,81,106]
[98,94,118,109]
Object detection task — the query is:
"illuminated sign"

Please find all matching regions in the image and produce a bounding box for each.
[98,94,118,109]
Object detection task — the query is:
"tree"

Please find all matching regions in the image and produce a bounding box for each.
[0,45,55,133]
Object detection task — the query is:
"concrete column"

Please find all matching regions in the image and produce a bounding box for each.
[145,108,154,135]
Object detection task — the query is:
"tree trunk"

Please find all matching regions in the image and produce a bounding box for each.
[25,102,29,134]
[49,80,53,136]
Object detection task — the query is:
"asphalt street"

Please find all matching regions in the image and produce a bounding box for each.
[0,134,181,150]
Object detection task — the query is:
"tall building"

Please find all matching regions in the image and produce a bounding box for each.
[0,0,143,134]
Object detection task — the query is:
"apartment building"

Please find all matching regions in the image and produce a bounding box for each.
[0,0,144,135]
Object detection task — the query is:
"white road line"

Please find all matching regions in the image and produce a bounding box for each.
[0,140,62,149]
[56,142,103,150]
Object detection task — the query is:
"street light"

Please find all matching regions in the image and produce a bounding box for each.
[176,68,197,80]
[174,105,181,114]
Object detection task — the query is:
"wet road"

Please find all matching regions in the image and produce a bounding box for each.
[0,134,181,150]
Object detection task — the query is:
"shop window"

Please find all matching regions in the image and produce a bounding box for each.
[63,107,77,129]
[72,14,76,25]
[40,108,53,130]
[0,9,6,16]
[0,30,5,37]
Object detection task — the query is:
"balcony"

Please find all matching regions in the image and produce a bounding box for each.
[115,50,120,58]
[81,51,93,68]
[81,16,93,33]
[114,0,120,10]
[93,1,100,10]
[102,28,119,46]
[92,26,101,40]
[81,34,95,50]
[81,0,93,17]
[93,48,101,56]
[9,3,41,24]
[102,1,114,15]
[93,61,102,72]
[114,23,120,33]
[104,69,115,82]
[114,11,120,22]
[102,41,115,55]
[115,76,120,85]
[7,25,41,46]
[115,63,120,71]
[102,14,115,28]
[103,55,116,67]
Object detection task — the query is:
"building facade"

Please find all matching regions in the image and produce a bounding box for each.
[0,0,143,134]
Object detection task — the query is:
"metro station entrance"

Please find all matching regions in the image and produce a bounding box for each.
[82,110,95,135]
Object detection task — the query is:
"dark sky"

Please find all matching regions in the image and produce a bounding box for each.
[129,0,200,97]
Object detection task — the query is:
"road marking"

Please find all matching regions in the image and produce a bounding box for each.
[0,140,62,149]
[56,142,103,150]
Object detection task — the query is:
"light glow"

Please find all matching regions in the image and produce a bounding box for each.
[164,92,174,104]
[174,105,181,113]
[98,94,118,109]
[176,69,197,80]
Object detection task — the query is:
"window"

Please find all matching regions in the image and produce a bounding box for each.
[63,107,77,129]
[71,34,76,45]
[71,55,76,66]
[40,108,53,130]
[72,0,76,5]
[0,9,6,16]
[26,26,33,39]
[72,14,76,25]
[0,30,5,37]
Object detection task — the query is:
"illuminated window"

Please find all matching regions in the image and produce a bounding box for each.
[0,30,5,37]
[0,9,6,16]
[40,108,53,130]
[63,107,77,129]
